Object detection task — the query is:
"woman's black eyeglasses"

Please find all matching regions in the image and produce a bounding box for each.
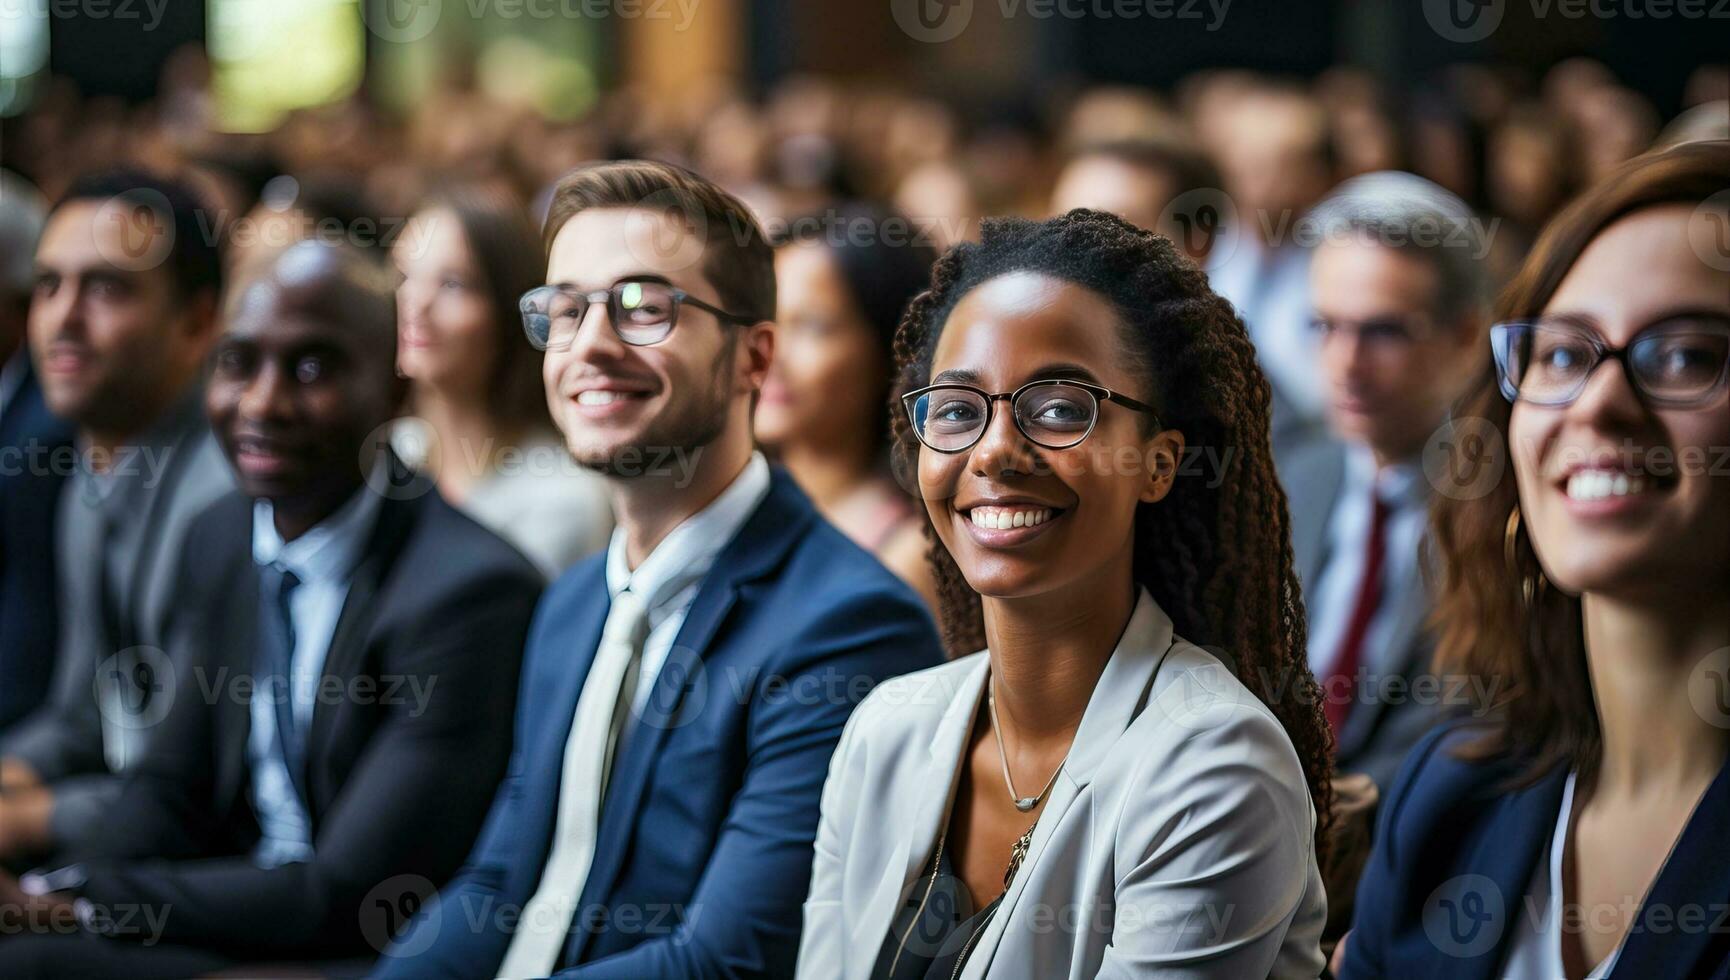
[520,279,757,350]
[902,379,1160,453]
[1489,315,1730,408]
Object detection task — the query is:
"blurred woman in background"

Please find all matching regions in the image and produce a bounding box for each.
[1340,141,1730,979]
[757,202,938,607]
[392,184,611,578]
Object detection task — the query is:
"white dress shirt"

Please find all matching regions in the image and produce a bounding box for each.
[247,485,383,867]
[1305,447,1429,680]
[1501,772,1623,979]
[603,451,770,743]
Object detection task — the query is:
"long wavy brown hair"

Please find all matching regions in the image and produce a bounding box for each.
[888,208,1335,856]
[1430,140,1730,786]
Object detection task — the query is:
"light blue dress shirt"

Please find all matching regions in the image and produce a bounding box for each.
[247,484,383,867]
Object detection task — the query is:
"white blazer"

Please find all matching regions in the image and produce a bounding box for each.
[797,589,1326,979]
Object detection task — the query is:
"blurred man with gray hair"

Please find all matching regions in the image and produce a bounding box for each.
[0,170,74,732]
[1284,170,1493,791]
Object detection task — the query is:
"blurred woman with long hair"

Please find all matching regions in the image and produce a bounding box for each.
[757,203,937,607]
[1340,141,1730,979]
[392,184,611,577]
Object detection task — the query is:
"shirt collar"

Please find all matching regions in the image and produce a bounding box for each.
[1344,443,1429,510]
[604,451,771,611]
[252,479,385,587]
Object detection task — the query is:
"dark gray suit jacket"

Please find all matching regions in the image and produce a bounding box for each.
[1,391,233,846]
[1280,435,1447,792]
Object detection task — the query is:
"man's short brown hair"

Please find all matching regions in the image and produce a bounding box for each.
[542,160,776,324]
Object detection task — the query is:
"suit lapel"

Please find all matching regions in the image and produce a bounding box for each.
[569,470,814,964]
[1611,754,1730,978]
[1445,767,1567,980]
[302,493,417,823]
[214,561,261,819]
[962,592,1173,980]
[847,657,987,980]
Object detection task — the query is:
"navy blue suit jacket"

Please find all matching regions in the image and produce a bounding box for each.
[373,468,943,979]
[0,359,73,731]
[1340,721,1730,980]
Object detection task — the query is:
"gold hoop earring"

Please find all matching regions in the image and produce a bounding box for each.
[1504,505,1547,606]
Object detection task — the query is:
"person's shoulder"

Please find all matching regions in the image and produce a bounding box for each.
[847,652,985,748]
[397,490,542,589]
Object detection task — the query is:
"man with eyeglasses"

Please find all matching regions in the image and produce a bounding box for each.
[1287,172,1490,792]
[371,161,942,980]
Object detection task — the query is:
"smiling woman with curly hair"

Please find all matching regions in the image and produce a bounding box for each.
[797,208,1334,980]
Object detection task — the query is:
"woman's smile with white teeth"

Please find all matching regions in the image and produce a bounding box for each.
[967,506,1054,530]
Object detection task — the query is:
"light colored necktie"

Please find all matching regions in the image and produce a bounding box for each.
[497,588,652,979]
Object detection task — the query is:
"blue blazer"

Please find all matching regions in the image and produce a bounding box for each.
[0,359,73,731]
[373,468,944,979]
[1340,721,1730,980]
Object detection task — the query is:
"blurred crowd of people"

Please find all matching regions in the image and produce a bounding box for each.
[0,40,1725,979]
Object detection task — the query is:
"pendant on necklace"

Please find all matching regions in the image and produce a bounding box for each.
[1013,796,1039,812]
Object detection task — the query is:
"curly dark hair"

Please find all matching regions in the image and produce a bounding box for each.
[888,207,1335,858]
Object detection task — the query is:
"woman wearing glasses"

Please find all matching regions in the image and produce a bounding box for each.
[796,209,1334,979]
[1338,141,1730,979]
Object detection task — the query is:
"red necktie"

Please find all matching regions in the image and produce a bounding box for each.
[1325,492,1389,736]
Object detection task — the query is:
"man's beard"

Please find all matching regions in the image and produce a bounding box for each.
[569,344,733,478]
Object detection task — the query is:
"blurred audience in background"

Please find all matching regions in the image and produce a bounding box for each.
[756,202,937,608]
[0,22,1723,974]
[0,171,233,865]
[391,185,612,578]
[0,170,70,734]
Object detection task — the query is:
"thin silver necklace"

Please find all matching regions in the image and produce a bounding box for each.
[987,677,1064,812]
